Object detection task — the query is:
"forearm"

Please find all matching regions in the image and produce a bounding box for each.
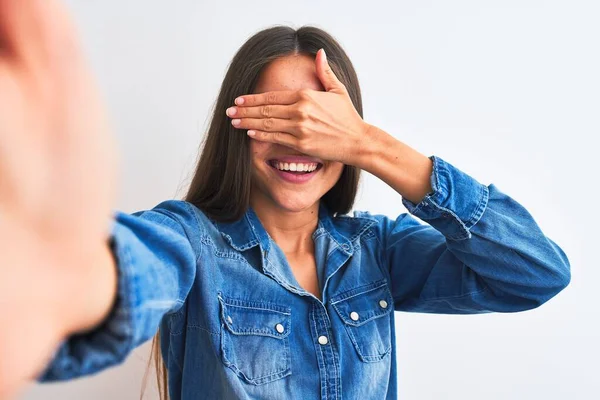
[357,124,433,204]
[38,203,200,382]
[23,233,119,341]
[0,222,117,397]
[59,240,118,336]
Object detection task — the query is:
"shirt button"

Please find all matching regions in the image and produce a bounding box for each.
[275,323,285,334]
[379,300,388,309]
[350,311,359,321]
[227,316,233,324]
[318,335,329,345]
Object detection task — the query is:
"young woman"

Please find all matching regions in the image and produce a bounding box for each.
[0,2,570,400]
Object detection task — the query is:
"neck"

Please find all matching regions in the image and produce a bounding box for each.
[250,196,319,256]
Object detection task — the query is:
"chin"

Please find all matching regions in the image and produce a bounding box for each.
[270,191,321,213]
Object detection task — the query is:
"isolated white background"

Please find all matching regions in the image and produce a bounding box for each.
[22,0,599,399]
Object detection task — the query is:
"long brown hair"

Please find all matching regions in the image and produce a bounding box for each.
[141,25,365,400]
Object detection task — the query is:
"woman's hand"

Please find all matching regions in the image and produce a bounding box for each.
[0,0,118,396]
[229,49,434,204]
[227,49,374,168]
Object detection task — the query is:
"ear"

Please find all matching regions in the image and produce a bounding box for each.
[315,49,344,92]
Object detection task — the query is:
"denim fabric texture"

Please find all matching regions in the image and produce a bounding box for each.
[38,155,571,399]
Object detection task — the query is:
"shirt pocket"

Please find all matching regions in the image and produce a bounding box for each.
[217,293,292,385]
[330,279,394,363]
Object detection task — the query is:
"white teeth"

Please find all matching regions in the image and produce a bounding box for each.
[272,161,318,172]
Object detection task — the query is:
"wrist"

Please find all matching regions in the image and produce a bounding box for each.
[354,124,395,172]
[44,239,118,338]
[62,240,118,336]
[355,125,434,204]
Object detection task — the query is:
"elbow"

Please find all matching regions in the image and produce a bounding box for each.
[528,258,571,309]
[545,243,572,297]
[542,238,572,300]
[480,248,571,313]
[548,258,571,297]
[497,260,571,313]
[515,241,572,309]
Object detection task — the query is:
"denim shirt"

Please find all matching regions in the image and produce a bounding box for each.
[37,155,571,399]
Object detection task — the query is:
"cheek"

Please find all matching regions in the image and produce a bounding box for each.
[250,141,274,183]
[329,162,345,181]
[250,140,271,157]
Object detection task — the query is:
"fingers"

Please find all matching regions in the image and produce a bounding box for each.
[315,48,344,92]
[247,130,298,148]
[231,116,296,134]
[0,0,81,68]
[235,90,300,107]
[0,0,42,59]
[226,104,294,120]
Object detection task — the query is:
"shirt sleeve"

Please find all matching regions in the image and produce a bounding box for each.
[37,200,200,381]
[359,155,571,314]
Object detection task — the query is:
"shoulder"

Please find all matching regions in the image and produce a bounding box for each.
[115,199,213,239]
[341,209,423,239]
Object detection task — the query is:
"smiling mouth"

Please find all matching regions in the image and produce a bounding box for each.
[267,160,324,174]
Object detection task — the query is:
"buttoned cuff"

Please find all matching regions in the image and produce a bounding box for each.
[401,155,489,241]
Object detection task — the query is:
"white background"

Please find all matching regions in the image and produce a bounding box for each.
[22,0,599,399]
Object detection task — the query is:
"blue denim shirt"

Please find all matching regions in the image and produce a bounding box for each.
[38,155,570,399]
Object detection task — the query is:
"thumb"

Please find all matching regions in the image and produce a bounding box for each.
[0,0,79,66]
[315,48,344,92]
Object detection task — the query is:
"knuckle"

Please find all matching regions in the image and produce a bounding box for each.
[298,88,311,99]
[297,123,309,135]
[296,103,310,119]
[263,118,274,129]
[297,138,311,152]
[295,108,307,120]
[261,105,271,117]
[266,92,277,104]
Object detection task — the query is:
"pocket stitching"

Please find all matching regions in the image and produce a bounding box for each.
[330,282,394,363]
[218,294,292,385]
[218,295,292,339]
[330,282,393,327]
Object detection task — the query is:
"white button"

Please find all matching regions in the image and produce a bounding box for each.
[275,323,285,333]
[379,300,388,309]
[227,316,233,324]
[318,335,329,345]
[350,311,359,321]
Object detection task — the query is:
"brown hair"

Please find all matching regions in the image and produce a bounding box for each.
[141,24,364,400]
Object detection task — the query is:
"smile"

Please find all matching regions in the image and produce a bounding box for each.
[267,159,323,183]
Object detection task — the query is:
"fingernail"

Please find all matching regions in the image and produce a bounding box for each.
[235,97,245,105]
[231,119,241,126]
[247,130,256,136]
[321,48,327,61]
[226,107,237,116]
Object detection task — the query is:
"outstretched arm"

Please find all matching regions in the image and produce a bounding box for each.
[0,0,118,397]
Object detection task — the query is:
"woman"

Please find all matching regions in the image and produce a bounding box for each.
[0,2,570,400]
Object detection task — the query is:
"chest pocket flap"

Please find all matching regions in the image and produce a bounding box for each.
[330,280,394,362]
[218,294,292,385]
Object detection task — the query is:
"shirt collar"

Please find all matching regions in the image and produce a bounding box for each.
[214,202,377,255]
